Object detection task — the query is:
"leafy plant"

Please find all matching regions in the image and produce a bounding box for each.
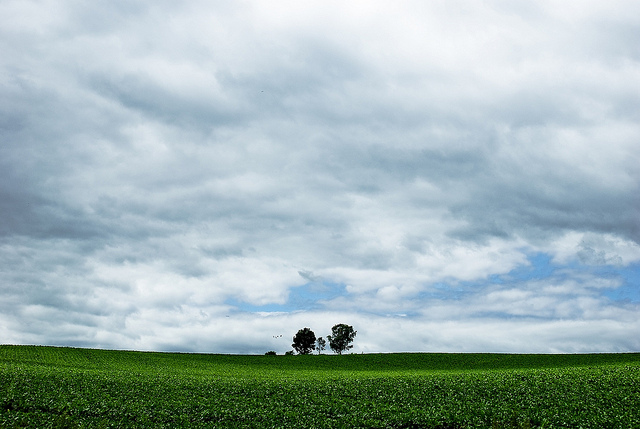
[1,345,639,428]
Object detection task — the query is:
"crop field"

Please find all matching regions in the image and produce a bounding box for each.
[1,346,639,428]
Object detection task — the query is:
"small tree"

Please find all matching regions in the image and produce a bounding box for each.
[265,350,277,356]
[316,337,326,354]
[327,324,357,355]
[291,327,316,355]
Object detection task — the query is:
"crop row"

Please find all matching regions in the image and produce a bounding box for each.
[3,346,639,378]
[2,346,640,428]
[2,363,639,428]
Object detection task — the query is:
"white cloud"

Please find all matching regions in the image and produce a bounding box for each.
[1,0,639,353]
[549,232,640,266]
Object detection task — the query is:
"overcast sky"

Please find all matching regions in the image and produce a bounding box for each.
[1,0,639,354]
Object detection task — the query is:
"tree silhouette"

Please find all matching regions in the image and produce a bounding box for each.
[291,327,316,355]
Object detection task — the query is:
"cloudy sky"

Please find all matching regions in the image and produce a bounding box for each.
[1,0,639,354]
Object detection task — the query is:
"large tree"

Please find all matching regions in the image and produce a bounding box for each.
[327,324,357,355]
[291,327,316,355]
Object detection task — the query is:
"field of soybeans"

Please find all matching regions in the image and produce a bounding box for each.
[1,345,639,428]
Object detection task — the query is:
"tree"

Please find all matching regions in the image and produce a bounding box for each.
[291,327,316,355]
[327,324,357,355]
[265,350,277,356]
[316,337,326,354]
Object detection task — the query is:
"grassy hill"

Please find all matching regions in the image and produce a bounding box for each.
[1,345,639,428]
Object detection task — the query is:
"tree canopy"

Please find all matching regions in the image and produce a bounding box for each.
[327,324,357,355]
[291,327,316,355]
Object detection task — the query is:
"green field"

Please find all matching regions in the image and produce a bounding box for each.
[1,346,639,428]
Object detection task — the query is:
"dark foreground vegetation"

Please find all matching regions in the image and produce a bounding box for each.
[1,345,639,428]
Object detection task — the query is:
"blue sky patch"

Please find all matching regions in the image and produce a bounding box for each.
[228,281,349,313]
[604,263,640,302]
